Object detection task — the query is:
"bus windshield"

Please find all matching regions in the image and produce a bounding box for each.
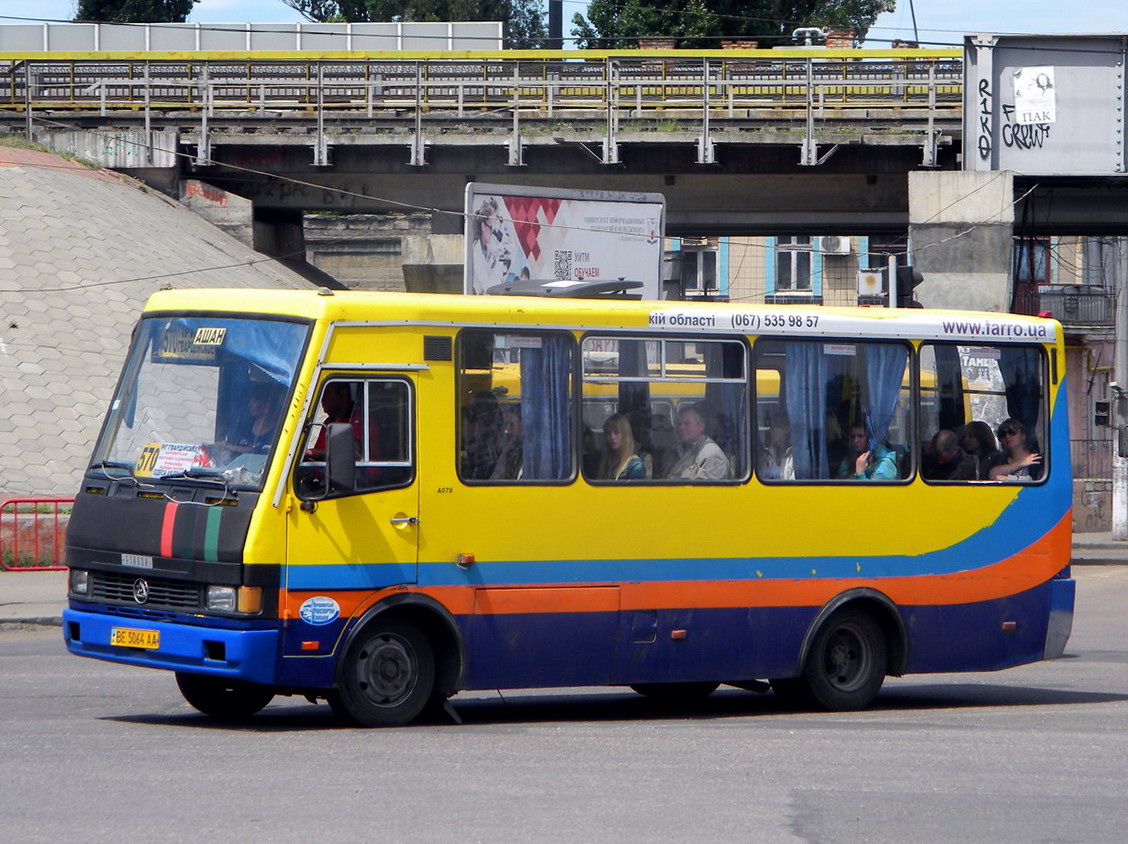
[90,315,309,491]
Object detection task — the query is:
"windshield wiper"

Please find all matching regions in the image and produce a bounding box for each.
[89,460,134,473]
[158,467,228,484]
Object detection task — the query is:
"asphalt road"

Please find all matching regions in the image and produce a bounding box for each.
[2,566,1127,843]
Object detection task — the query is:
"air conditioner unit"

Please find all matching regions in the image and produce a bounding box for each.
[818,235,852,255]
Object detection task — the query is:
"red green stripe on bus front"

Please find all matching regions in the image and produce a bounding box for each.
[159,501,222,562]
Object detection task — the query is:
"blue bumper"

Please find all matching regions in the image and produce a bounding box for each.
[63,607,280,686]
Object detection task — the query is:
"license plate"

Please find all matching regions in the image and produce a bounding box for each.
[110,627,160,650]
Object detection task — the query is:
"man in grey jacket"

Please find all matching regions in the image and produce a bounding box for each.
[666,404,730,480]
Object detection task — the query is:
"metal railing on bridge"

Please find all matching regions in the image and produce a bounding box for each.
[0,49,963,166]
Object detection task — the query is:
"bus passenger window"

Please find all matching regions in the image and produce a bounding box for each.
[294,378,413,499]
[457,330,575,483]
[580,335,748,483]
[756,339,911,482]
[918,343,1046,483]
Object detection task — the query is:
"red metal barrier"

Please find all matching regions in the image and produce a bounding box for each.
[0,497,73,571]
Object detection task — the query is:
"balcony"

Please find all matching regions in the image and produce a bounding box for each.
[1021,285,1113,326]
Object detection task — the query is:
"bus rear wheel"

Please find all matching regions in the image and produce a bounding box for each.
[795,607,887,711]
[175,672,275,720]
[330,618,435,727]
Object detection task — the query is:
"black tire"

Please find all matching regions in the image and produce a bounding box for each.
[331,618,435,727]
[799,607,887,711]
[175,672,275,720]
[630,682,720,703]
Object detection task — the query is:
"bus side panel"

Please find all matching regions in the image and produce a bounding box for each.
[456,605,813,690]
[463,610,620,689]
[612,606,813,685]
[902,579,1055,673]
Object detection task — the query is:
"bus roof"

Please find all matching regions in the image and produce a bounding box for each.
[143,288,1060,345]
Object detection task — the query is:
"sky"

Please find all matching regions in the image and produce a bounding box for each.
[0,1,1125,47]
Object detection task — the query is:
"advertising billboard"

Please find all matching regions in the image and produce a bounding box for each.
[464,183,666,299]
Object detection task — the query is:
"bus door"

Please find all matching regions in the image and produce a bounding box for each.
[284,375,419,651]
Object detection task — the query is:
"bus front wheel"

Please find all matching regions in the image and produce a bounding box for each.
[175,672,275,720]
[330,618,435,727]
[798,607,887,711]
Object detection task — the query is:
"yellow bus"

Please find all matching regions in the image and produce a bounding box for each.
[64,289,1074,725]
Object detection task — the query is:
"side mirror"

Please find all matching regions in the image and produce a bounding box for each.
[326,423,356,492]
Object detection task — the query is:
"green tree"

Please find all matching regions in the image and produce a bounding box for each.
[74,0,197,22]
[572,0,894,48]
[281,0,546,49]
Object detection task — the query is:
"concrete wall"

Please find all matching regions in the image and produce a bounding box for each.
[909,170,1014,312]
[303,213,461,292]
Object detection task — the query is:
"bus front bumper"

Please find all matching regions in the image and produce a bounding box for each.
[63,607,279,686]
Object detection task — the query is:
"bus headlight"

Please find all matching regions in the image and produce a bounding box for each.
[206,585,237,612]
[70,569,90,596]
[205,585,262,614]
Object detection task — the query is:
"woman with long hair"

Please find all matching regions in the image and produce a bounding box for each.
[960,420,999,480]
[599,413,645,480]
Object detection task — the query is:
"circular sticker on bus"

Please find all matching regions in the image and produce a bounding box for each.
[299,596,341,626]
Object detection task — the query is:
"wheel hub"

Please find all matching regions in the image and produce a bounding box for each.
[824,626,869,691]
[356,633,417,706]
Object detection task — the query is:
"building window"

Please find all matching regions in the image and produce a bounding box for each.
[774,236,814,292]
[681,240,719,297]
[1014,237,1051,286]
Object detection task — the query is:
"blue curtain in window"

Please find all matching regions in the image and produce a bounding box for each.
[705,343,746,472]
[863,345,908,451]
[785,343,828,480]
[1001,346,1042,438]
[521,335,572,479]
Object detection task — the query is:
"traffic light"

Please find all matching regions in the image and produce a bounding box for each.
[896,265,924,308]
[1095,400,1111,427]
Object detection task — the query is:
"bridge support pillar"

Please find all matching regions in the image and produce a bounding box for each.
[908,170,1014,312]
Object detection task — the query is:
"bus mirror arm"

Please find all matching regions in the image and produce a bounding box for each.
[326,423,357,493]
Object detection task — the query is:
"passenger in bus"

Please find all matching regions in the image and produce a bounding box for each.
[960,421,999,480]
[988,418,1043,481]
[598,413,646,480]
[463,391,503,479]
[307,381,362,460]
[838,422,898,480]
[491,405,524,480]
[666,404,730,480]
[922,429,977,481]
[627,410,656,478]
[758,412,794,480]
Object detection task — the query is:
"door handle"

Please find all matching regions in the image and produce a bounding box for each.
[389,516,418,526]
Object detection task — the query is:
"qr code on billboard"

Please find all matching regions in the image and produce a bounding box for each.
[554,250,573,280]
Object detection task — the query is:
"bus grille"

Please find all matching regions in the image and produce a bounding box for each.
[90,571,202,611]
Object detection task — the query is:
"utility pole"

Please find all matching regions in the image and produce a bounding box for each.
[1113,237,1128,539]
